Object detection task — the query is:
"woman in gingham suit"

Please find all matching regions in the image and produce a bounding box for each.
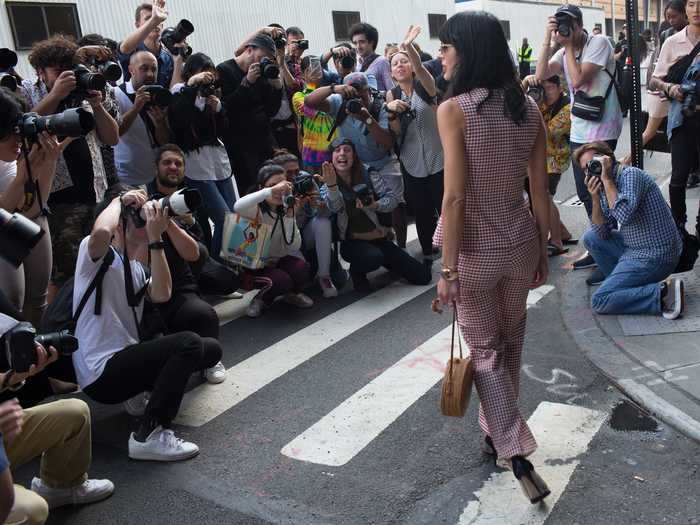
[433,11,552,504]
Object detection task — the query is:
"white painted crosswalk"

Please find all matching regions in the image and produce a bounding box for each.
[280,286,554,466]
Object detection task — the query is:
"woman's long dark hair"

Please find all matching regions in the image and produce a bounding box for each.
[182,52,216,83]
[439,11,527,125]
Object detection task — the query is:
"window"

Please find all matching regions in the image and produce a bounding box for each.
[500,20,511,41]
[332,11,361,41]
[428,14,447,39]
[5,2,82,50]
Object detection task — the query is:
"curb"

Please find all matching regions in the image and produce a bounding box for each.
[560,270,700,443]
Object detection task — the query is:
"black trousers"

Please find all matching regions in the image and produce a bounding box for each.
[84,332,221,427]
[403,168,444,256]
[340,239,432,285]
[670,118,700,230]
[158,291,219,339]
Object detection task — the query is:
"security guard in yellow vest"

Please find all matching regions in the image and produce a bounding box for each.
[518,38,533,79]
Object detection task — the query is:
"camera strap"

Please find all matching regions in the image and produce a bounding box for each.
[19,140,48,217]
[269,208,296,246]
[119,213,148,340]
[72,248,115,328]
[359,53,380,73]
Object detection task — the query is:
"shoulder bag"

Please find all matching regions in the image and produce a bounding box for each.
[440,305,474,418]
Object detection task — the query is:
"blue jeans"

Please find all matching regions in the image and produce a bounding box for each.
[570,139,618,218]
[185,177,236,259]
[583,229,675,315]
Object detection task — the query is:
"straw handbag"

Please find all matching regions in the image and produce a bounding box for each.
[440,306,474,417]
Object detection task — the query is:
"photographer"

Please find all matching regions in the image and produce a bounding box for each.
[386,26,444,266]
[522,74,575,256]
[233,164,312,318]
[168,53,238,260]
[320,43,356,85]
[536,4,623,276]
[144,145,228,384]
[575,143,683,319]
[349,22,394,92]
[0,317,114,522]
[19,35,119,291]
[118,1,176,89]
[321,139,431,291]
[649,0,700,236]
[114,51,170,186]
[74,188,221,461]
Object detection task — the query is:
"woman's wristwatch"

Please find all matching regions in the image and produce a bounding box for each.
[441,267,459,281]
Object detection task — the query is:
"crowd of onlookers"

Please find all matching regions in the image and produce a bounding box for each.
[0,0,698,521]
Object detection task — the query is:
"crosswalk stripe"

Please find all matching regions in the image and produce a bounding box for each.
[458,401,606,525]
[280,286,554,466]
[174,277,436,427]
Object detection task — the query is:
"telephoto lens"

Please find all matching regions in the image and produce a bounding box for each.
[161,19,195,57]
[97,60,122,82]
[555,13,572,37]
[35,330,79,355]
[73,64,107,92]
[0,208,45,268]
[297,39,309,51]
[128,188,203,229]
[17,109,96,142]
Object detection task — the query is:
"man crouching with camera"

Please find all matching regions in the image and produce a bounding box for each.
[575,142,684,319]
[73,188,221,461]
[0,308,113,524]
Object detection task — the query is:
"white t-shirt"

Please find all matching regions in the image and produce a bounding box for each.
[72,237,147,388]
[0,160,17,193]
[114,81,157,186]
[553,34,623,143]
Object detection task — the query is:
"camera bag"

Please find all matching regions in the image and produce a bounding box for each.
[571,68,616,121]
[664,41,700,85]
[40,248,115,334]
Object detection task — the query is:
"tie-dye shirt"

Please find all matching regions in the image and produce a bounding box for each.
[292,88,337,172]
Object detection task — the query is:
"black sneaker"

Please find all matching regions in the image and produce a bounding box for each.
[687,173,700,189]
[585,268,605,286]
[572,253,597,270]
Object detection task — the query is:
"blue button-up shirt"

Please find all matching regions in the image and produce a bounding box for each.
[118,41,174,89]
[667,61,700,140]
[592,165,682,264]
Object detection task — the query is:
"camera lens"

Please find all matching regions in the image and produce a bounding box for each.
[0,208,45,267]
[0,73,17,91]
[340,55,355,70]
[346,98,363,114]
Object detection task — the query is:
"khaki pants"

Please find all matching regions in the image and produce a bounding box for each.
[3,399,92,525]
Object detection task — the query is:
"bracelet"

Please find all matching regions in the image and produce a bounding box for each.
[327,184,338,188]
[148,241,166,250]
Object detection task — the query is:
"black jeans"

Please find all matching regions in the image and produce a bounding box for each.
[84,332,221,427]
[403,168,444,255]
[570,139,618,217]
[158,291,219,339]
[670,118,700,230]
[340,239,432,285]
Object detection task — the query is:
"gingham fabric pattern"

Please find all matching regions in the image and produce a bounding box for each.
[434,89,543,461]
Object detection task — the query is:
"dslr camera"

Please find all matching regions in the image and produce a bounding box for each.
[0,73,17,91]
[0,208,45,268]
[527,85,544,104]
[143,85,172,107]
[71,64,107,98]
[124,188,203,228]
[555,12,573,37]
[353,183,374,206]
[16,108,96,143]
[333,52,356,70]
[162,19,194,58]
[86,57,122,83]
[273,35,287,49]
[259,57,280,79]
[198,81,219,98]
[680,79,700,118]
[0,48,18,91]
[3,322,78,373]
[282,171,316,208]
[294,39,309,51]
[586,156,605,178]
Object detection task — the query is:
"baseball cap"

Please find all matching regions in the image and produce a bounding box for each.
[247,34,276,56]
[556,4,583,24]
[343,71,369,89]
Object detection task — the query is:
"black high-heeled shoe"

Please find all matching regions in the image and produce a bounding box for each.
[511,456,551,504]
[482,435,496,458]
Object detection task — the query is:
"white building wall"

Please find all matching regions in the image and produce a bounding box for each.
[1,0,454,79]
[455,0,607,62]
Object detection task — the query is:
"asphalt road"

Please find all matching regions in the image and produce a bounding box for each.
[16,126,700,525]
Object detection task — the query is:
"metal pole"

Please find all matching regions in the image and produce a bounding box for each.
[626,0,644,168]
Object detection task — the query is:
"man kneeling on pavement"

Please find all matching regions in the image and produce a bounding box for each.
[575,142,684,319]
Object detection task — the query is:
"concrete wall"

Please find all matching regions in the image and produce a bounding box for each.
[1,0,454,79]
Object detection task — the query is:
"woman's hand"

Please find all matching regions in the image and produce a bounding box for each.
[320,161,337,186]
[530,252,548,289]
[271,181,293,200]
[434,277,459,312]
[401,25,422,51]
[187,71,215,87]
[386,99,410,114]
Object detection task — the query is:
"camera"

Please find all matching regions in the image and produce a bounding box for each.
[555,12,573,38]
[679,80,700,118]
[16,108,96,142]
[274,35,287,49]
[527,85,544,104]
[0,48,18,71]
[346,98,363,114]
[352,183,374,206]
[259,57,280,79]
[143,85,172,107]
[161,19,194,58]
[295,39,309,51]
[125,188,203,228]
[333,52,356,70]
[72,64,107,95]
[586,156,604,178]
[0,73,17,91]
[3,322,78,373]
[292,171,315,196]
[0,208,45,268]
[88,58,122,83]
[198,81,218,98]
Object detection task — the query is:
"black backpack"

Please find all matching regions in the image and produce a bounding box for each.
[40,249,115,334]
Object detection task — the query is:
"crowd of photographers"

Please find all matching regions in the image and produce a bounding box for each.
[0,0,698,521]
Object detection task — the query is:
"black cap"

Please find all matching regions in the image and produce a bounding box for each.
[556,4,583,24]
[247,34,276,56]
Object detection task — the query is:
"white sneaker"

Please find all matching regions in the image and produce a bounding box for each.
[204,361,226,384]
[128,426,199,462]
[30,477,114,509]
[246,296,266,318]
[123,392,149,417]
[283,292,314,308]
[662,278,684,320]
[319,276,338,298]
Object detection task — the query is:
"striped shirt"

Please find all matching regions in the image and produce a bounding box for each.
[592,165,682,264]
[292,88,336,171]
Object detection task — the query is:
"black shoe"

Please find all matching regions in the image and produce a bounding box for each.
[482,435,497,459]
[511,456,551,504]
[350,272,372,292]
[586,268,605,286]
[572,253,597,270]
[687,173,700,189]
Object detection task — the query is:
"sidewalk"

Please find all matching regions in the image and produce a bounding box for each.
[562,263,700,443]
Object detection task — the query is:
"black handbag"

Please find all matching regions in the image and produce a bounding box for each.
[665,41,700,85]
[571,68,616,122]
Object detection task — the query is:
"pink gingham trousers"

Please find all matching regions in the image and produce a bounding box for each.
[456,238,539,462]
